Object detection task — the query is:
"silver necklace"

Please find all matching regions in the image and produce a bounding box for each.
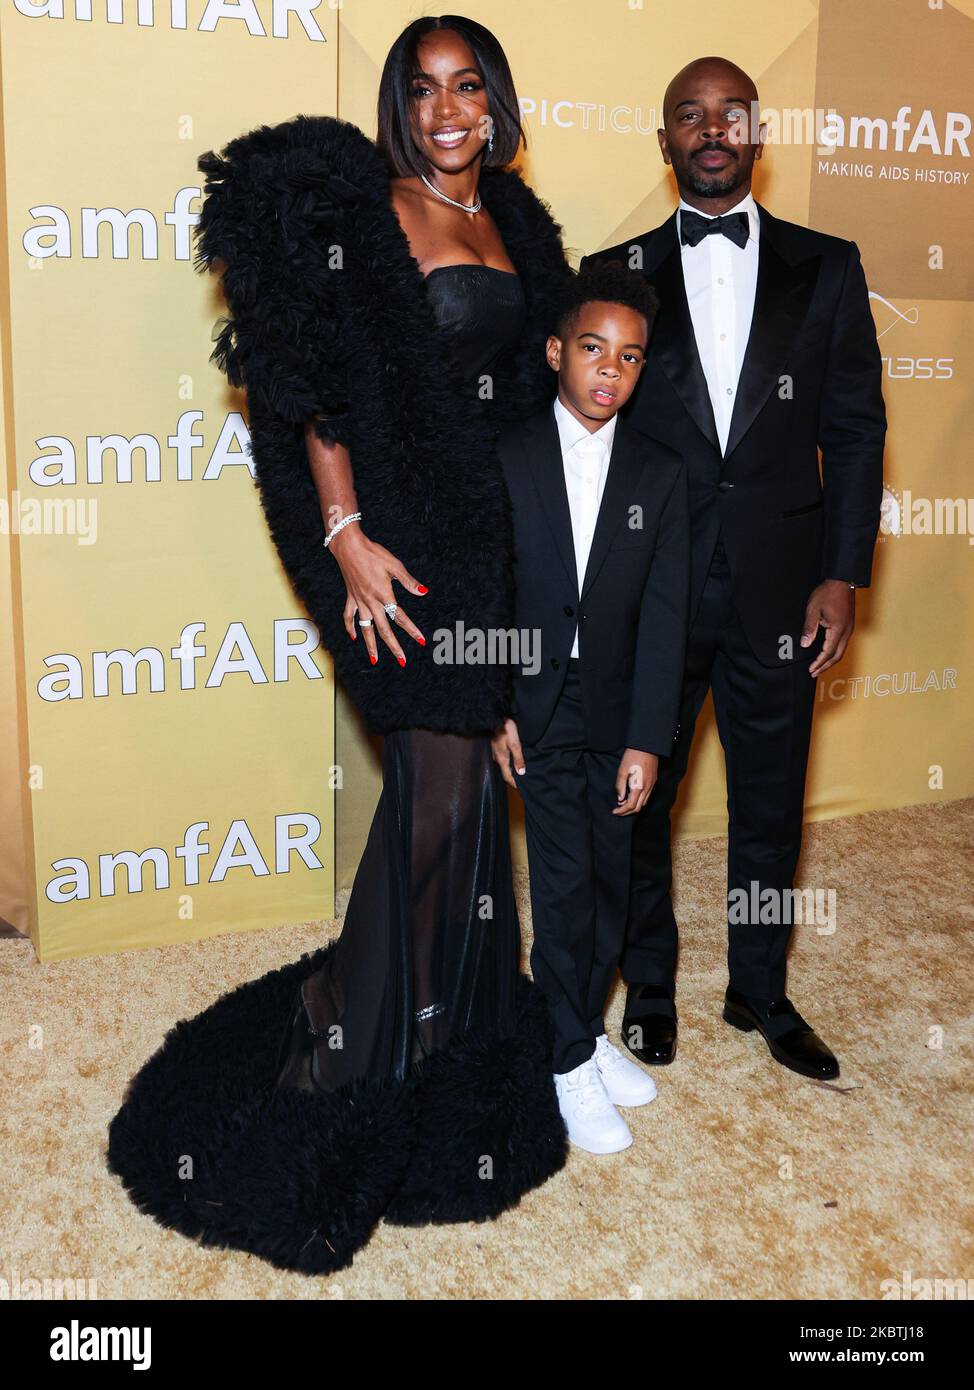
[419,171,481,214]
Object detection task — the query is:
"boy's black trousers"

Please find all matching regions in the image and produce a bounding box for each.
[515,660,634,1075]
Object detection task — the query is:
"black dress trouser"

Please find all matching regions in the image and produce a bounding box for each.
[622,530,821,1003]
[516,663,633,1074]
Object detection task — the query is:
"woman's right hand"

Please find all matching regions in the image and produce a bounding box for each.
[328,525,428,666]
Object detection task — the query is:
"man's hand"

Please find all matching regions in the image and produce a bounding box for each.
[801,579,856,676]
[491,718,526,788]
[613,749,658,816]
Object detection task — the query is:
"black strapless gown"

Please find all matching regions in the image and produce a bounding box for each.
[105,265,567,1278]
[277,266,529,1093]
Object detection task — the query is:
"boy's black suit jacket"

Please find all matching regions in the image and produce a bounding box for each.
[497,404,690,756]
[580,205,886,666]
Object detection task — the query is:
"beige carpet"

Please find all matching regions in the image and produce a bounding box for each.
[2,799,971,1300]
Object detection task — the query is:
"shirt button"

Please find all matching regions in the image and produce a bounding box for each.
[717,277,725,284]
[720,333,727,341]
[726,387,733,395]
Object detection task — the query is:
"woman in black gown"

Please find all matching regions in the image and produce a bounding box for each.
[275,263,529,1092]
[107,15,573,1276]
[273,24,539,1095]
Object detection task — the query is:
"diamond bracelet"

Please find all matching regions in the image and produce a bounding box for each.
[323,512,362,549]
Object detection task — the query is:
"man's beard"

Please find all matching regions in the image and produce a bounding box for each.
[680,147,745,199]
[685,167,741,198]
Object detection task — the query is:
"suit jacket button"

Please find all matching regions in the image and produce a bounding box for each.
[564,605,574,617]
[718,480,735,492]
[551,658,560,670]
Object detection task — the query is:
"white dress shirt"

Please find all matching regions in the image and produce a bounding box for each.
[676,189,760,455]
[552,394,618,657]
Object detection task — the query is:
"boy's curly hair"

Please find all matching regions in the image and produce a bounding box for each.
[554,259,660,343]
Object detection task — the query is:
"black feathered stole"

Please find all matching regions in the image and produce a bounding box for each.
[193,114,571,735]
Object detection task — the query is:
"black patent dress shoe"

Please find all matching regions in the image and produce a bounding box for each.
[722,987,839,1079]
[622,984,678,1065]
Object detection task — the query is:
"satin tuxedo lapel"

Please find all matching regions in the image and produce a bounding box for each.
[640,205,821,458]
[642,216,720,453]
[578,421,644,600]
[523,407,578,595]
[521,408,645,601]
[724,205,821,458]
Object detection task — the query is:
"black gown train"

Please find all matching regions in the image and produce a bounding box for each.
[105,264,567,1276]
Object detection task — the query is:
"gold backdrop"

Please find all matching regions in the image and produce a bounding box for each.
[1,0,970,959]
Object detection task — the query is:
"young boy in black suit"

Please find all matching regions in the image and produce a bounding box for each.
[492,262,690,1154]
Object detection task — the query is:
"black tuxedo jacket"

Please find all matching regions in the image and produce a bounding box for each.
[580,205,886,666]
[497,405,690,756]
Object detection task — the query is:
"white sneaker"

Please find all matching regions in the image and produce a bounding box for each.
[593,1033,658,1107]
[554,1055,633,1154]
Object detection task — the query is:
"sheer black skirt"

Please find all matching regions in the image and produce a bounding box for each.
[275,728,520,1094]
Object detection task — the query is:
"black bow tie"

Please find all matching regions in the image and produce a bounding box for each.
[679,207,749,250]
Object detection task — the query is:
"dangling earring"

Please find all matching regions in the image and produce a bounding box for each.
[486,116,495,157]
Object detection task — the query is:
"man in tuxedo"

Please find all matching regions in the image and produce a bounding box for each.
[580,56,886,1079]
[492,262,690,1153]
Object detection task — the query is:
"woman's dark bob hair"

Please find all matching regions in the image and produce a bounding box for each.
[377,14,527,177]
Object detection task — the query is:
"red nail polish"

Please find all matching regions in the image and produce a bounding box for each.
[416,584,428,595]
[397,656,406,667]
[418,636,426,646]
[369,654,377,666]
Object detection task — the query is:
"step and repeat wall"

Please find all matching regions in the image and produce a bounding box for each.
[1,6,341,960]
[2,0,971,960]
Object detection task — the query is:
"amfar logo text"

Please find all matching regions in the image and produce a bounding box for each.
[39,621,324,700]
